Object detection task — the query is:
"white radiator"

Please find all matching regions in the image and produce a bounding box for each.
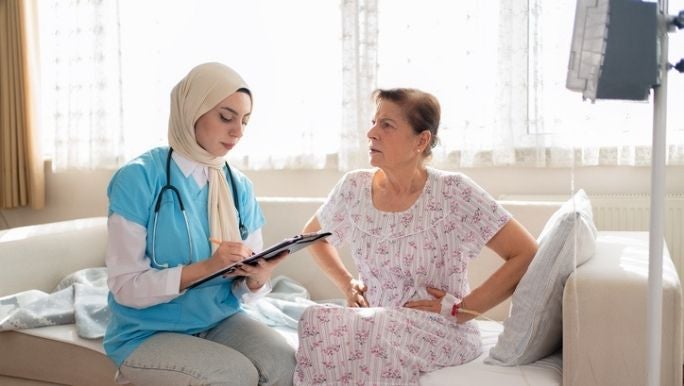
[500,194,684,282]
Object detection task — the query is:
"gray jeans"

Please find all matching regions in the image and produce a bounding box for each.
[119,312,295,386]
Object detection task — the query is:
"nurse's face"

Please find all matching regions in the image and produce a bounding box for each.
[194,91,252,157]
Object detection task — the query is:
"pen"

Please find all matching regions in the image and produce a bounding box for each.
[209,237,257,258]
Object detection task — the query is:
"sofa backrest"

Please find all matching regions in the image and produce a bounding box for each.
[0,217,108,297]
[0,199,560,321]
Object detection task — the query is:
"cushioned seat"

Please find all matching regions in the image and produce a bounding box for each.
[0,326,117,386]
[0,218,115,385]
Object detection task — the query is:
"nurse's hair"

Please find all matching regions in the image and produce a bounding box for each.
[372,88,440,157]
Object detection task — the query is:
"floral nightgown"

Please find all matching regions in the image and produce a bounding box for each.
[294,168,511,385]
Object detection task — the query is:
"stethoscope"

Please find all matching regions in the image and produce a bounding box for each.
[151,148,246,268]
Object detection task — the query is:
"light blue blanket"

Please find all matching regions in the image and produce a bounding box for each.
[0,268,340,340]
[242,276,343,329]
[0,267,109,339]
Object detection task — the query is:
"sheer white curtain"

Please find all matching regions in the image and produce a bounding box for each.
[38,0,124,170]
[37,0,684,171]
[339,0,378,170]
[369,0,684,168]
[38,0,342,171]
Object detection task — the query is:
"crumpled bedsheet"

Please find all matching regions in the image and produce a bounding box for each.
[0,268,337,341]
[0,267,110,339]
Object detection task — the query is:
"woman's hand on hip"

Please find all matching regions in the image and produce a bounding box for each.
[403,287,446,314]
[344,279,368,307]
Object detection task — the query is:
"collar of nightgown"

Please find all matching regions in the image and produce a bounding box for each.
[346,168,449,240]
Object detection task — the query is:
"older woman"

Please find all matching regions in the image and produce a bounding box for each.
[104,63,295,386]
[294,88,538,385]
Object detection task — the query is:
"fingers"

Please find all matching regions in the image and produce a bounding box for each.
[347,295,368,308]
[404,299,437,308]
[211,242,254,273]
[355,293,369,307]
[233,256,281,287]
[216,241,253,260]
[234,258,264,276]
[426,287,445,298]
[402,287,444,309]
[346,283,368,307]
[221,265,241,277]
[403,301,440,313]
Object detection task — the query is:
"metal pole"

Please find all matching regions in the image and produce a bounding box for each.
[647,1,668,385]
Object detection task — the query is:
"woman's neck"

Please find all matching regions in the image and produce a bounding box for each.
[372,166,428,212]
[376,167,427,194]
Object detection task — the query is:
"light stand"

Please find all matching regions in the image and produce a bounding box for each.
[567,1,683,384]
[646,4,668,384]
[648,4,684,385]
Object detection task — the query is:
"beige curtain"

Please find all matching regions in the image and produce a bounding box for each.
[0,0,44,209]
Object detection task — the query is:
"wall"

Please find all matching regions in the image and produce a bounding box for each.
[0,163,112,229]
[247,166,684,198]
[1,161,683,230]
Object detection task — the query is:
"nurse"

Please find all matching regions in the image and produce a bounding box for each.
[103,62,295,386]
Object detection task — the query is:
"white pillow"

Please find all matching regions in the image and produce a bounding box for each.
[486,189,598,366]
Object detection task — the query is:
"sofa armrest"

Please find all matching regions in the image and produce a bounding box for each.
[562,231,683,386]
[0,217,108,297]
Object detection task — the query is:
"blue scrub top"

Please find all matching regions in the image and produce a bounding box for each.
[103,147,265,367]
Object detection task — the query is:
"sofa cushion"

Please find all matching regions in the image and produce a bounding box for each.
[486,189,598,365]
[562,231,683,386]
[0,326,117,385]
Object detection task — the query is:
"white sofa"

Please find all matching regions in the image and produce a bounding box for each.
[0,199,682,385]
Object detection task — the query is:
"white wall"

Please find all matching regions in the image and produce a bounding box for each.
[247,165,684,198]
[1,161,683,230]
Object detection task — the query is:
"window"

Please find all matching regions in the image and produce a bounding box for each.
[37,0,684,170]
[376,0,684,167]
[38,0,342,170]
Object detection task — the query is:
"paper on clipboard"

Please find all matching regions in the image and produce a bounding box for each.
[187,231,331,289]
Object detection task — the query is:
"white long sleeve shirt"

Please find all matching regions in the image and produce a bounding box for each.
[106,151,270,309]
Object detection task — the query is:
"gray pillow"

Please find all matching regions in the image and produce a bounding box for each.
[486,189,598,366]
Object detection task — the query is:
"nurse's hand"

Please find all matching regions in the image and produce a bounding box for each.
[208,240,254,276]
[235,250,289,290]
[179,240,253,291]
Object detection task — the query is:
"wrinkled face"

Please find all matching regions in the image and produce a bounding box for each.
[367,100,427,169]
[194,91,252,157]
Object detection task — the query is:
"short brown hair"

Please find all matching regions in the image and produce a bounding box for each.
[372,88,440,157]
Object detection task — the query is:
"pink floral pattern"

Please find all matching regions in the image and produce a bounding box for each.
[295,168,511,385]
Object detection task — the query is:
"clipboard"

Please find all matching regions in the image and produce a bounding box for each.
[187,231,331,289]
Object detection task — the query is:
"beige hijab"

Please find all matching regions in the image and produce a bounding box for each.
[168,62,250,252]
